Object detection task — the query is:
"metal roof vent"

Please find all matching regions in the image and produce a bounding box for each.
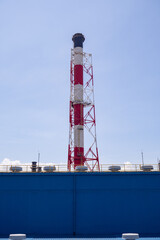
[141,165,153,171]
[108,165,121,172]
[122,233,139,240]
[75,166,88,171]
[9,234,26,240]
[10,166,22,172]
[43,166,56,172]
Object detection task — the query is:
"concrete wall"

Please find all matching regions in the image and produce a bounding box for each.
[0,172,160,237]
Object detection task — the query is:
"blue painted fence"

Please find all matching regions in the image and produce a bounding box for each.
[0,172,160,237]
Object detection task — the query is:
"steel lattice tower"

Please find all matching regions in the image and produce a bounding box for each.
[68,33,100,171]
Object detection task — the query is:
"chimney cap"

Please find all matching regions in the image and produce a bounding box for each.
[72,33,85,48]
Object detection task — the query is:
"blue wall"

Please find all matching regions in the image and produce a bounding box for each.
[0,172,160,237]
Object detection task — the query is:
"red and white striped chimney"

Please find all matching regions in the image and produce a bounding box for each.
[72,33,85,167]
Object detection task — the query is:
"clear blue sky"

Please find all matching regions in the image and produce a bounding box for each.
[0,0,160,165]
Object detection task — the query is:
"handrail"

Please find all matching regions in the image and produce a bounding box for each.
[0,163,160,173]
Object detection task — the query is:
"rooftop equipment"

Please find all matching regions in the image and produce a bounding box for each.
[158,160,160,171]
[10,166,22,172]
[37,166,42,172]
[141,165,153,172]
[108,165,121,172]
[43,166,56,172]
[75,166,88,172]
[9,234,26,240]
[31,161,37,172]
[122,233,139,240]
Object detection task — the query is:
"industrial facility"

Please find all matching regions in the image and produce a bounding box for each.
[0,34,160,237]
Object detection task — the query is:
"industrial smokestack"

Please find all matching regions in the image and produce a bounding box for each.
[68,33,99,171]
[72,33,85,167]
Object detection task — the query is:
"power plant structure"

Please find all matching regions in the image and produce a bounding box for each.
[68,33,100,171]
[0,33,160,238]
